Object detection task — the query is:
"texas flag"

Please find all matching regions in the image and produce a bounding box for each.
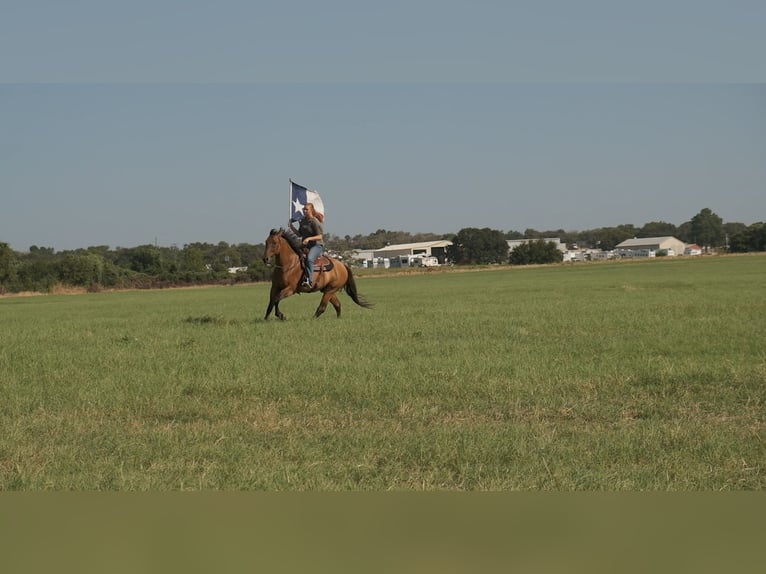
[290,180,325,222]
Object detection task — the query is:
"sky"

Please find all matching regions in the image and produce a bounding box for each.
[2,1,765,252]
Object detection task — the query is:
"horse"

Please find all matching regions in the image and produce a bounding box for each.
[262,228,373,320]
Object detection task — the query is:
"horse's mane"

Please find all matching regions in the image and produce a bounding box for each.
[279,227,303,253]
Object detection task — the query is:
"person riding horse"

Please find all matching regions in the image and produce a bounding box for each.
[262,227,372,320]
[288,202,324,288]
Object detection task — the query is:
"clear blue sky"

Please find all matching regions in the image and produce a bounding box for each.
[2,1,765,251]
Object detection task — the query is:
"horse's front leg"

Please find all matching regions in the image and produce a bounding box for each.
[265,284,288,320]
[264,285,278,320]
[265,299,287,321]
[264,300,275,320]
[270,286,296,321]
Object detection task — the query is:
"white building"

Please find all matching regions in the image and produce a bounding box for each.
[615,236,686,257]
[372,240,453,264]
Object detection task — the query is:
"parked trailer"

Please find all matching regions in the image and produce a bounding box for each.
[414,255,440,267]
[386,255,440,268]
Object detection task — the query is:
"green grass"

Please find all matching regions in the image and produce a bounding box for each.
[1,255,764,490]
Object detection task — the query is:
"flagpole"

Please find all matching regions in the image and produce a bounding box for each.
[288,178,292,224]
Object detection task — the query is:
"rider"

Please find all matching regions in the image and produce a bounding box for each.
[289,202,324,288]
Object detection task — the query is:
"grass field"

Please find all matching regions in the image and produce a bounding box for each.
[1,255,764,490]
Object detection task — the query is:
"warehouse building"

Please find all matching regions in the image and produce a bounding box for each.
[372,240,453,263]
[615,236,686,257]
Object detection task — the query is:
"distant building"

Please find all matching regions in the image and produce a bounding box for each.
[372,240,453,264]
[349,240,453,268]
[350,250,376,262]
[615,236,686,257]
[684,244,703,256]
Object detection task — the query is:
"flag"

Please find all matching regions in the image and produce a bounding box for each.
[290,180,325,222]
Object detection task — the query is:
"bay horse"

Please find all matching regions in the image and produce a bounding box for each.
[262,228,373,320]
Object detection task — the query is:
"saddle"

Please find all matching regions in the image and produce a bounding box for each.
[310,255,334,273]
[298,250,334,285]
[300,254,334,285]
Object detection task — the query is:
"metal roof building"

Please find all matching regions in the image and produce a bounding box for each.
[615,236,686,255]
[372,240,453,262]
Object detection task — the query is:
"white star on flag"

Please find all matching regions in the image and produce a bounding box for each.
[290,180,324,222]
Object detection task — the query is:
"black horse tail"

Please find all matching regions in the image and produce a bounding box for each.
[344,264,373,309]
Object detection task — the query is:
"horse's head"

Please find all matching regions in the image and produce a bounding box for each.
[262,228,284,265]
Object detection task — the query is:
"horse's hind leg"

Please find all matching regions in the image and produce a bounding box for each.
[329,294,342,318]
[314,292,335,318]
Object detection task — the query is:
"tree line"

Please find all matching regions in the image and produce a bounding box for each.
[1,208,764,294]
[0,241,273,295]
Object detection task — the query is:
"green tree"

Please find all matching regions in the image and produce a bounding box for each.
[180,248,208,274]
[676,220,693,243]
[523,228,542,239]
[234,243,263,267]
[638,221,678,238]
[28,245,56,259]
[216,242,242,268]
[99,260,123,287]
[690,208,724,251]
[246,259,272,282]
[528,228,578,247]
[729,222,766,253]
[56,253,105,286]
[16,258,58,292]
[750,223,766,251]
[120,245,164,274]
[509,239,564,265]
[582,225,636,250]
[0,242,19,289]
[723,222,747,242]
[446,228,508,264]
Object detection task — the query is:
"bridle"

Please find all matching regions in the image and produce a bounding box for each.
[264,233,300,272]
